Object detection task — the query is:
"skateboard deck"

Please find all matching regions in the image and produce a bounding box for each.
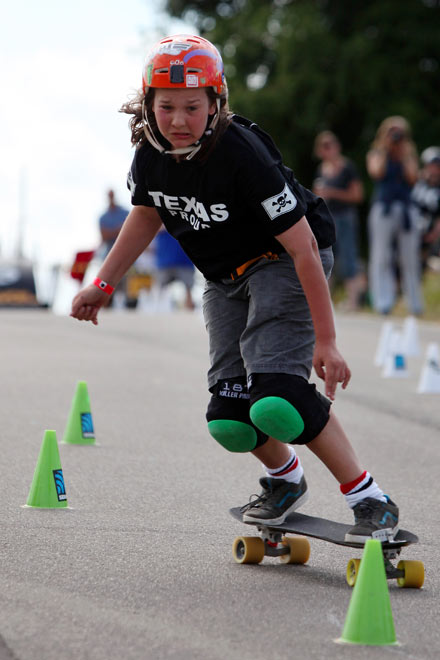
[230,507,418,549]
[230,507,423,587]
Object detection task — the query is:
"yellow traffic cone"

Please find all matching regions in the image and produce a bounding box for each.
[62,381,96,445]
[25,430,68,508]
[337,539,398,646]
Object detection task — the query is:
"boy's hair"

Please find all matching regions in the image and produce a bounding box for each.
[120,87,232,162]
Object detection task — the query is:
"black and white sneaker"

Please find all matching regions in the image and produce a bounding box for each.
[241,476,309,525]
[345,496,399,543]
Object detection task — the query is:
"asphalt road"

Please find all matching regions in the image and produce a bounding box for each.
[0,309,439,660]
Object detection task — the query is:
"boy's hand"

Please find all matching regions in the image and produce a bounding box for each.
[313,340,351,401]
[70,285,108,325]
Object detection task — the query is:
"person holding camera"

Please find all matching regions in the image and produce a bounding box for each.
[366,116,421,315]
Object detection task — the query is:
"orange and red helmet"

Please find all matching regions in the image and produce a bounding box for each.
[142,34,226,95]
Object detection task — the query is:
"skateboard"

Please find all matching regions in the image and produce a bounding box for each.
[230,507,424,588]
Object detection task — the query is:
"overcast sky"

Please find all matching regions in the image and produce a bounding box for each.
[0,0,194,266]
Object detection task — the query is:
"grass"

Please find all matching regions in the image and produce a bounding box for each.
[332,269,440,321]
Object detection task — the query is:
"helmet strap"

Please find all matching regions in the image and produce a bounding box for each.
[142,99,166,153]
[142,97,221,161]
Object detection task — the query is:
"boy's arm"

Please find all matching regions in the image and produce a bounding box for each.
[275,217,351,400]
[71,205,162,324]
[96,205,162,285]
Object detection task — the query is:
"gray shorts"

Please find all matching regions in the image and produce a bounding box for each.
[202,249,334,389]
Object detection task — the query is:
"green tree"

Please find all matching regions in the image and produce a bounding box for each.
[164,0,440,191]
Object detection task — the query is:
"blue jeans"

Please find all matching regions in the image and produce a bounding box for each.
[368,201,423,315]
[332,208,359,281]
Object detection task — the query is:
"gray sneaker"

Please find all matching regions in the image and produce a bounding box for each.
[345,496,399,543]
[241,476,309,525]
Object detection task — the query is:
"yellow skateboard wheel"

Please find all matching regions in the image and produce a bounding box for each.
[279,536,310,564]
[346,558,361,587]
[232,536,265,564]
[397,560,425,588]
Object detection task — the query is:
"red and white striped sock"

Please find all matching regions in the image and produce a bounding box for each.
[263,446,304,484]
[340,471,386,508]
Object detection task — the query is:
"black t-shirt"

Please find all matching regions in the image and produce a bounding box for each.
[128,116,335,280]
[316,159,360,215]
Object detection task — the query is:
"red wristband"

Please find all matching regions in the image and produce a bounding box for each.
[93,277,115,295]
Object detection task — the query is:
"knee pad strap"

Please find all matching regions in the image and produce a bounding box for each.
[207,419,257,453]
[250,396,304,443]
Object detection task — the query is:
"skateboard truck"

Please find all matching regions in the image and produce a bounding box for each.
[258,526,291,558]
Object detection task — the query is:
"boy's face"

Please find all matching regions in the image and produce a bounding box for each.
[152,88,216,150]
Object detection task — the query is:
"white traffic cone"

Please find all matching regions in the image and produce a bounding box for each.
[137,284,173,314]
[401,316,421,357]
[137,287,155,314]
[375,321,394,367]
[417,343,440,393]
[382,330,408,378]
[112,290,126,311]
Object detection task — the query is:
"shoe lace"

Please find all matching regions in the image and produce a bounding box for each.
[239,491,269,514]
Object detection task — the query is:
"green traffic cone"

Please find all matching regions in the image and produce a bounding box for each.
[62,381,96,445]
[337,539,398,646]
[25,430,68,508]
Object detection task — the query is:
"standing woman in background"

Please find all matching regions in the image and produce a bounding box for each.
[366,116,421,315]
[313,131,364,311]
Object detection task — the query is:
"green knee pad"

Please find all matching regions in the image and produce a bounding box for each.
[250,396,304,443]
[207,419,257,453]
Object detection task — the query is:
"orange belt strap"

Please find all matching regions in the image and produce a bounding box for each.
[230,252,279,280]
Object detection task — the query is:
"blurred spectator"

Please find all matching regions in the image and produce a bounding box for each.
[313,131,364,311]
[97,190,128,259]
[153,227,195,310]
[411,147,440,271]
[366,116,422,315]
